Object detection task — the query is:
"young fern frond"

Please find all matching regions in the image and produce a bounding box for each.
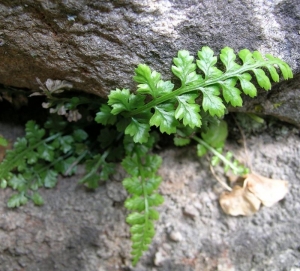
[96,46,293,144]
[122,135,163,266]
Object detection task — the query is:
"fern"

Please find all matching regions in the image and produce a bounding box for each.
[122,134,163,265]
[97,46,292,144]
[94,46,292,265]
[0,118,92,207]
[0,46,293,267]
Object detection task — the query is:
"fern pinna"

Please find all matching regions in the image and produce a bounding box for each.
[95,46,292,265]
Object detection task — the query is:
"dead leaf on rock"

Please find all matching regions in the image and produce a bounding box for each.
[219,172,289,216]
[219,185,261,216]
[246,173,288,207]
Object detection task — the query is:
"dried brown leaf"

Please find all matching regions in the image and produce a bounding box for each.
[246,173,288,207]
[219,185,261,216]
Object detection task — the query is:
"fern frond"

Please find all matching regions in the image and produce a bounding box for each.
[100,46,292,144]
[122,150,163,266]
[0,119,91,207]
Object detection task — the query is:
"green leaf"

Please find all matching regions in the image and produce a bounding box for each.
[134,65,160,91]
[54,156,77,175]
[197,144,207,157]
[252,68,271,90]
[108,88,145,115]
[148,193,164,206]
[200,86,226,117]
[201,120,228,148]
[95,104,117,125]
[8,174,27,191]
[0,136,8,147]
[122,155,139,176]
[174,136,191,146]
[134,64,174,98]
[122,177,141,195]
[155,80,174,97]
[26,151,39,164]
[41,170,58,188]
[72,129,88,142]
[125,118,151,144]
[0,180,7,189]
[99,162,115,181]
[266,54,293,79]
[197,46,223,78]
[150,103,178,134]
[37,143,55,162]
[220,47,240,72]
[238,73,257,97]
[80,173,100,189]
[7,193,28,208]
[220,78,243,107]
[238,49,255,65]
[172,50,203,85]
[175,94,202,128]
[123,133,157,157]
[125,195,145,212]
[277,63,293,80]
[25,121,45,144]
[126,212,146,225]
[266,65,279,82]
[252,51,264,61]
[144,155,163,174]
[32,192,44,206]
[57,135,74,153]
[123,176,162,196]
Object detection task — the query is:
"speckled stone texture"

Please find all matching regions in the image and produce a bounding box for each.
[0,0,299,125]
[0,0,299,93]
[0,121,299,271]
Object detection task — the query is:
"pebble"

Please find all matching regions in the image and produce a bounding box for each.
[154,248,167,266]
[183,205,199,218]
[169,231,183,242]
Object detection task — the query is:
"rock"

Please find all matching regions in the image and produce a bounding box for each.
[169,231,183,242]
[106,180,127,202]
[154,247,168,266]
[0,121,300,270]
[0,1,299,126]
[183,205,199,218]
[230,73,300,127]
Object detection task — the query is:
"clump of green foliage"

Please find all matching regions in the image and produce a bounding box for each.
[0,46,293,266]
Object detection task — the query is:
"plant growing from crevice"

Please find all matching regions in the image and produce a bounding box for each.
[0,46,293,266]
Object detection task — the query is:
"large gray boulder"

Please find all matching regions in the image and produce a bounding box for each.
[0,0,299,94]
[1,0,300,125]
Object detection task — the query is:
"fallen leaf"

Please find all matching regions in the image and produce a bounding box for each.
[219,185,261,216]
[246,173,288,207]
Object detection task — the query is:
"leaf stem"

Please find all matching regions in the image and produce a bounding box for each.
[191,135,242,174]
[137,153,149,259]
[79,150,109,184]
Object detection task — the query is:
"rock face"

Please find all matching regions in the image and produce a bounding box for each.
[0,120,300,271]
[0,2,300,269]
[0,0,299,97]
